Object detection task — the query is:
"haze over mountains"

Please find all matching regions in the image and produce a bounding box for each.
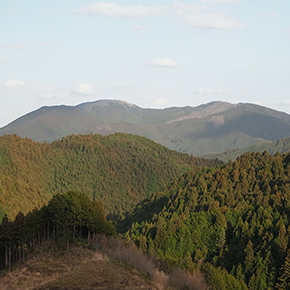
[2,100,290,158]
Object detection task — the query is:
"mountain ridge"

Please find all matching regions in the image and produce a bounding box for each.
[1,100,290,156]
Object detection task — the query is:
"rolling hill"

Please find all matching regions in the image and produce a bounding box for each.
[0,133,218,220]
[1,100,290,156]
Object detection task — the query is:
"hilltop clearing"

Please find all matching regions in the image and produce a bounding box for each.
[0,244,155,290]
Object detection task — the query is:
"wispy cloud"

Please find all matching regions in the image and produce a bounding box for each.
[73,83,95,95]
[147,58,180,68]
[1,81,93,102]
[201,0,241,4]
[170,2,244,29]
[33,83,68,100]
[73,3,167,17]
[265,99,290,106]
[0,43,25,49]
[74,1,245,30]
[3,79,25,88]
[153,98,169,106]
[193,88,232,95]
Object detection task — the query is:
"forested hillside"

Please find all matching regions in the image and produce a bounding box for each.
[0,191,210,290]
[0,191,115,272]
[0,133,219,220]
[122,151,290,289]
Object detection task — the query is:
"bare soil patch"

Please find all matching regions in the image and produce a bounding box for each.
[0,243,154,290]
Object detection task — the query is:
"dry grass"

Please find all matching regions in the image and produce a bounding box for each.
[0,242,154,290]
[0,238,209,290]
[37,260,154,290]
[92,235,209,290]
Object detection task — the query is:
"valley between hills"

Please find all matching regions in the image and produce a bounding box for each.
[1,100,290,289]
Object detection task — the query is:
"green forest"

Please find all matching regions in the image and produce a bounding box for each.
[0,191,115,271]
[2,133,290,289]
[0,133,218,220]
[121,151,290,289]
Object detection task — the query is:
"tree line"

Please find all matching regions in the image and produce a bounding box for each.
[0,191,115,272]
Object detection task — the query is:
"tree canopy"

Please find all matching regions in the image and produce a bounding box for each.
[122,151,290,289]
[0,133,220,220]
[0,191,115,271]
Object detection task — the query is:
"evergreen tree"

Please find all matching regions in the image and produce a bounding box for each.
[276,249,290,289]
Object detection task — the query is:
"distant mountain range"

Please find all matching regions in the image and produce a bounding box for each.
[1,100,290,157]
[202,136,290,161]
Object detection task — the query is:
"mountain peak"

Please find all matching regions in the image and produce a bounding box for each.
[77,99,136,113]
[167,101,237,123]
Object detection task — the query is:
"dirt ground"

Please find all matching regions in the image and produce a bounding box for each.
[0,243,155,290]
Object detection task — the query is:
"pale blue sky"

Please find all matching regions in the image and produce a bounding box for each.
[1,0,290,127]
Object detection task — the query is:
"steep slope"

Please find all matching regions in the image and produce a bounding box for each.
[0,105,106,142]
[0,133,218,219]
[1,100,290,155]
[160,103,290,155]
[121,151,290,289]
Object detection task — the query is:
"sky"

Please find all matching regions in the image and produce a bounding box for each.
[1,0,290,127]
